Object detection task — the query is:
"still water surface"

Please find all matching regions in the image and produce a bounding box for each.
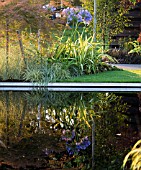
[0,91,140,170]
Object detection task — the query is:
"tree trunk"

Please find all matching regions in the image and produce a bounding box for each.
[93,0,97,42]
[6,19,9,77]
[38,29,41,51]
[16,30,26,65]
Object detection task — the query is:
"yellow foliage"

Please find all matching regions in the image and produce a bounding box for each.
[123,140,141,170]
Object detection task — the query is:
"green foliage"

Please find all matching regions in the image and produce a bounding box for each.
[23,48,71,83]
[129,0,136,5]
[128,41,141,55]
[52,27,111,76]
[81,0,130,43]
[123,140,141,170]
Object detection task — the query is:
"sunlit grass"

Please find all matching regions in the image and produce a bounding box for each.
[0,45,24,80]
[127,69,141,74]
[61,70,141,83]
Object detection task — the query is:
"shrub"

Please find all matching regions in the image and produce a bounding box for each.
[52,27,113,76]
[128,41,141,55]
[23,49,70,83]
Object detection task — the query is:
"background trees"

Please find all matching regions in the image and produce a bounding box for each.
[81,0,134,47]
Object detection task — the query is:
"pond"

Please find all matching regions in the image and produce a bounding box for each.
[0,90,140,170]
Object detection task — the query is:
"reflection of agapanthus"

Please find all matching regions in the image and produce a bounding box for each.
[66,136,91,155]
[62,130,91,155]
[61,129,75,142]
[76,136,91,150]
[62,7,92,25]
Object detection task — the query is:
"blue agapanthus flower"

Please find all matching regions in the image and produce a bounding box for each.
[78,10,92,24]
[62,7,92,25]
[62,7,75,16]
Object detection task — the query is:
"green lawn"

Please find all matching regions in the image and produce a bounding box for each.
[61,69,141,83]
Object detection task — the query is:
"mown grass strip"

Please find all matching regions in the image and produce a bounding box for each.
[61,70,141,83]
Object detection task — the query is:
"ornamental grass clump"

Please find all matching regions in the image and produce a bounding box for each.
[123,140,141,170]
[0,46,24,81]
[23,47,71,83]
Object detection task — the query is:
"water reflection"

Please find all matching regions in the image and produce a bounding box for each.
[0,91,140,169]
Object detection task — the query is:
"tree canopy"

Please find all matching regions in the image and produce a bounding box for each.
[80,0,137,45]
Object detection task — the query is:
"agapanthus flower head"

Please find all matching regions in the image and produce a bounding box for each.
[62,7,75,16]
[67,14,79,24]
[78,9,92,24]
[76,14,83,23]
[62,7,92,25]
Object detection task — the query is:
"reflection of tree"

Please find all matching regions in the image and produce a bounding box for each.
[25,91,128,169]
[0,91,129,169]
[5,92,9,147]
[94,93,129,169]
[18,102,27,137]
[0,92,27,145]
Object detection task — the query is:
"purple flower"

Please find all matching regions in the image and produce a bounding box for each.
[62,7,92,25]
[66,145,74,155]
[76,136,91,150]
[78,10,92,24]
[62,7,75,16]
[76,14,83,23]
[66,144,80,155]
[65,135,91,155]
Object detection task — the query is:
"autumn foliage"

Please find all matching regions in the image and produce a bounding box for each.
[137,32,141,43]
[0,0,67,40]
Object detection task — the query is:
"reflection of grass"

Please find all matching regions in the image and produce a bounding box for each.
[61,70,141,82]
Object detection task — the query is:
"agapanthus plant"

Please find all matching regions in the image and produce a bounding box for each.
[62,7,92,25]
